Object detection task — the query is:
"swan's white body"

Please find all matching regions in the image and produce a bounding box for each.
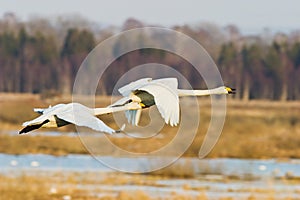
[20,102,141,134]
[110,78,234,126]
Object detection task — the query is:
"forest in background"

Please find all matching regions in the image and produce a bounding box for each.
[1,13,300,101]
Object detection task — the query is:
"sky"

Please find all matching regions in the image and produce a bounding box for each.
[0,0,300,34]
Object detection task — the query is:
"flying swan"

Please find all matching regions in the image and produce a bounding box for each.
[109,77,235,126]
[19,102,141,134]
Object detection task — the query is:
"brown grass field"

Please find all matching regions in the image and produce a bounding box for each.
[1,93,300,159]
[1,93,300,200]
[0,170,298,200]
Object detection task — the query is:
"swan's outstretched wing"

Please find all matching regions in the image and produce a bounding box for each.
[22,113,50,127]
[139,82,179,126]
[56,103,115,134]
[22,103,115,134]
[118,78,178,96]
[19,119,50,134]
[118,78,152,96]
[20,104,66,134]
[22,104,64,126]
[151,78,178,92]
[116,78,180,126]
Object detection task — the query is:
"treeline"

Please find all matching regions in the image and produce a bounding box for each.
[1,13,300,100]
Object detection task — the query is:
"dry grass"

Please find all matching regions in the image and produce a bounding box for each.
[0,171,297,200]
[0,172,207,200]
[0,134,88,155]
[206,99,300,159]
[0,173,110,200]
[1,93,300,159]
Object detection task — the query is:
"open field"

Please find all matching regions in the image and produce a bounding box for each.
[1,93,300,159]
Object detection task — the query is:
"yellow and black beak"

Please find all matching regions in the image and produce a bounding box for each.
[225,87,236,94]
[139,102,146,108]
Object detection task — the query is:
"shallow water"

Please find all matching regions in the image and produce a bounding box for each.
[1,153,300,199]
[1,153,300,178]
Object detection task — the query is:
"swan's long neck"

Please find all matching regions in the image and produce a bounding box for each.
[177,87,226,97]
[93,103,141,115]
[93,106,126,115]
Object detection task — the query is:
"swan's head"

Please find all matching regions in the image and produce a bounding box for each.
[213,86,236,94]
[225,86,236,94]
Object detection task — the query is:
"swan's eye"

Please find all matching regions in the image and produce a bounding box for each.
[124,99,132,104]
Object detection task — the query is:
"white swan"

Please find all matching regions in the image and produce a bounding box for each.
[109,78,235,126]
[19,102,141,134]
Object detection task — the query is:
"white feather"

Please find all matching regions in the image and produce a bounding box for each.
[139,82,179,126]
[55,103,115,134]
[23,104,66,126]
[22,103,115,134]
[116,78,180,126]
[118,78,152,96]
[33,108,45,114]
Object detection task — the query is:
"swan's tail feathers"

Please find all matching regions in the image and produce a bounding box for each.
[19,119,50,134]
[33,108,45,114]
[33,105,53,114]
